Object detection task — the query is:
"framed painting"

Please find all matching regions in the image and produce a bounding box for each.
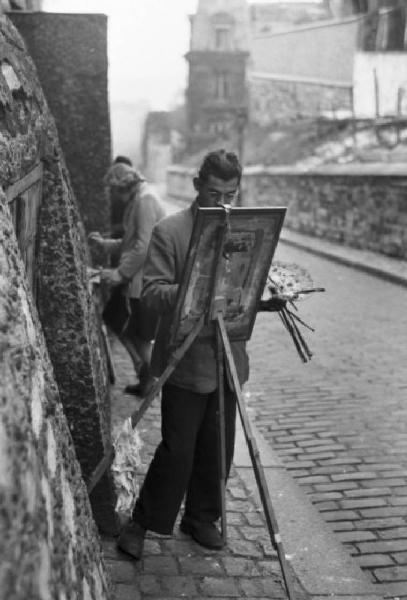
[168,206,286,347]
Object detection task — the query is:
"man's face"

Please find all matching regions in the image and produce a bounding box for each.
[194,175,239,208]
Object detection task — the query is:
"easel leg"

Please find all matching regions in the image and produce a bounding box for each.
[216,313,297,600]
[216,323,228,543]
[101,324,116,384]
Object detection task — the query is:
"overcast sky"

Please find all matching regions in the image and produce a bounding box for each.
[41,0,321,111]
[41,0,200,110]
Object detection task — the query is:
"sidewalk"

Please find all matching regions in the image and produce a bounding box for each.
[102,342,306,600]
[102,340,381,600]
[100,205,405,599]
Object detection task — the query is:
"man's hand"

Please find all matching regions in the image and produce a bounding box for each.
[258,296,287,312]
[100,268,124,285]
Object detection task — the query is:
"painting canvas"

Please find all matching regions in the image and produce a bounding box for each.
[169,206,286,347]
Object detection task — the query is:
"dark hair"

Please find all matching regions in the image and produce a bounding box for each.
[114,155,132,166]
[198,149,242,184]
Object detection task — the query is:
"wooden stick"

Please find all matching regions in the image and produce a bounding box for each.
[286,309,315,332]
[280,310,308,363]
[296,287,325,294]
[286,312,313,360]
[87,315,205,494]
[217,313,297,600]
[216,323,228,543]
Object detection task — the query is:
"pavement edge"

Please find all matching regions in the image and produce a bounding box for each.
[280,232,407,288]
[233,414,383,600]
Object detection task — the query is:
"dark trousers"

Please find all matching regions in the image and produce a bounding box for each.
[132,382,237,535]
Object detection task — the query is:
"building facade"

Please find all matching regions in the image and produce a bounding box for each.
[353,0,407,120]
[185,0,250,153]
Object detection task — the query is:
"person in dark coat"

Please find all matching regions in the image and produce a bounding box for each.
[117,150,251,558]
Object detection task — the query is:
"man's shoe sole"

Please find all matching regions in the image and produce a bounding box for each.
[180,520,224,550]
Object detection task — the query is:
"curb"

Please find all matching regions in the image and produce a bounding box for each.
[280,234,407,289]
[233,413,383,600]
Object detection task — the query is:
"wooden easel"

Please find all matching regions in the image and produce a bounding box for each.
[87,307,295,599]
[214,307,296,600]
[87,207,296,599]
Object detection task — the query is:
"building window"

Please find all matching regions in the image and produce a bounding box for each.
[6,163,43,300]
[211,11,235,50]
[215,72,230,100]
[215,26,231,50]
[209,121,225,134]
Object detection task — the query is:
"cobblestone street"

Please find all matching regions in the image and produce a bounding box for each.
[248,241,407,599]
[103,341,308,600]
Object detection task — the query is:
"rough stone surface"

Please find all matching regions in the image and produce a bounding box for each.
[0,13,115,594]
[250,78,352,127]
[10,11,111,233]
[1,12,115,514]
[0,199,110,598]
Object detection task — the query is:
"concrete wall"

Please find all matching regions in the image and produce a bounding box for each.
[9,11,111,233]
[248,16,360,124]
[166,163,407,259]
[1,12,116,579]
[353,51,407,118]
[250,16,360,85]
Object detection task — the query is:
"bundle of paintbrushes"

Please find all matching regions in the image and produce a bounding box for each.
[260,261,325,363]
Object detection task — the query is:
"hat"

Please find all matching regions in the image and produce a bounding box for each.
[104,162,145,188]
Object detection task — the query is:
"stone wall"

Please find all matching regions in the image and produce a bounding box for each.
[0,199,110,599]
[9,11,111,233]
[249,76,352,125]
[0,13,116,590]
[166,163,407,259]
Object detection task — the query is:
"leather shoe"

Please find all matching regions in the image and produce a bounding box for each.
[123,379,154,397]
[123,383,142,395]
[180,516,224,549]
[117,521,146,559]
[124,363,155,397]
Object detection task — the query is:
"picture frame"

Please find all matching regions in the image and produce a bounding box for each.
[168,206,286,347]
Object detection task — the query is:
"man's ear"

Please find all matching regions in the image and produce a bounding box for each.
[193,177,200,192]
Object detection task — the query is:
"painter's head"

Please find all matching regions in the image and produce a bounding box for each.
[193,149,242,208]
